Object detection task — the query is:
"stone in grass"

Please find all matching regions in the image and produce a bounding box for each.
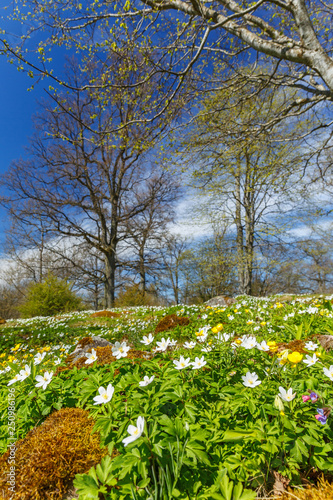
[70,335,112,364]
[205,295,235,307]
[315,335,333,351]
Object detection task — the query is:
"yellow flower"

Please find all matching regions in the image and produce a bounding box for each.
[267,341,276,346]
[245,309,250,313]
[0,353,5,358]
[287,352,303,364]
[280,411,285,416]
[315,351,322,357]
[260,321,266,326]
[247,320,254,325]
[11,343,21,352]
[211,327,218,334]
[216,323,223,332]
[234,309,238,313]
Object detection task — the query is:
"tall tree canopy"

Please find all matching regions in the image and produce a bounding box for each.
[2,0,333,116]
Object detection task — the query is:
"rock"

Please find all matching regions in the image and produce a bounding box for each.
[70,336,112,364]
[315,335,333,351]
[205,296,235,307]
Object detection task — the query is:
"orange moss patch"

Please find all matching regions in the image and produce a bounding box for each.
[279,477,333,499]
[76,336,93,348]
[91,311,121,318]
[0,407,108,500]
[56,346,152,375]
[277,340,306,353]
[265,340,307,357]
[154,314,190,334]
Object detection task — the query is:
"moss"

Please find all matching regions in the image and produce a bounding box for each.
[56,346,152,375]
[0,407,107,500]
[279,477,333,499]
[76,336,93,348]
[91,311,121,318]
[154,314,190,334]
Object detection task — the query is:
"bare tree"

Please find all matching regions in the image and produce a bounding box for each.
[0,54,183,307]
[124,169,182,294]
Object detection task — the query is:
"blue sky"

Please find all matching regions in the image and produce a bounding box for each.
[0,53,50,249]
[0,56,38,241]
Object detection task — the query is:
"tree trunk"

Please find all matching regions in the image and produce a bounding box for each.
[235,165,245,294]
[104,252,116,308]
[138,246,146,294]
[243,154,255,296]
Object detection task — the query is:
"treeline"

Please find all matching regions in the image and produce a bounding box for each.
[0,53,333,317]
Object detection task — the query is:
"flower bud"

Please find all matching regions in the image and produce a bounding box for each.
[274,395,284,411]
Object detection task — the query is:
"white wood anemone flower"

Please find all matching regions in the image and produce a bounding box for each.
[191,356,207,370]
[34,352,47,365]
[139,375,155,387]
[122,416,145,447]
[173,356,191,370]
[323,365,333,381]
[140,334,154,345]
[242,371,261,388]
[183,341,196,349]
[278,386,296,402]
[18,365,31,381]
[304,341,318,351]
[93,384,115,405]
[35,371,53,390]
[112,342,130,359]
[155,338,170,352]
[85,349,98,364]
[302,353,319,367]
[7,373,22,386]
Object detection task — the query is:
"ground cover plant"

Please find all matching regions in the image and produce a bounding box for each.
[0,295,333,499]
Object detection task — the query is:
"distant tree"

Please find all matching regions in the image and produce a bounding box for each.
[181,83,308,295]
[0,284,25,319]
[182,232,237,303]
[124,170,181,295]
[157,233,190,305]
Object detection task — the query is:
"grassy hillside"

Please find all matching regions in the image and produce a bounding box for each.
[0,295,333,499]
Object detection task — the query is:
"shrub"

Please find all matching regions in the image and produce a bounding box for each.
[18,275,83,318]
[115,284,160,307]
[0,407,107,500]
